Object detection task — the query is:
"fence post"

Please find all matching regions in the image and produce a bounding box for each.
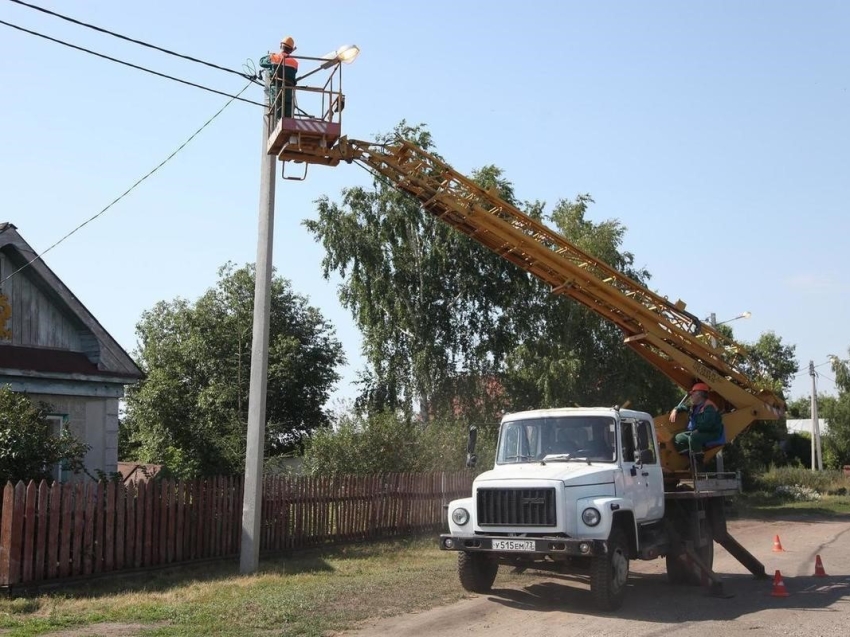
[0,482,15,585]
[0,482,26,586]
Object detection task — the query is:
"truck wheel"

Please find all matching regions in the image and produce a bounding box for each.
[590,527,629,611]
[457,551,498,593]
[665,528,714,586]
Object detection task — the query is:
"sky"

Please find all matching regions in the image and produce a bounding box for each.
[1,0,848,408]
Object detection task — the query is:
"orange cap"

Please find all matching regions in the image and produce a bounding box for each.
[689,382,710,394]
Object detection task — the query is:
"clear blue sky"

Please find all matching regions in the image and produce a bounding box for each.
[1,1,848,406]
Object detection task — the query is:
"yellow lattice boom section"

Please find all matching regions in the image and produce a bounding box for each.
[288,136,786,474]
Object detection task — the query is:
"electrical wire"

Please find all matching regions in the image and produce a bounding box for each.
[792,360,835,379]
[6,0,261,84]
[0,80,255,287]
[0,18,265,107]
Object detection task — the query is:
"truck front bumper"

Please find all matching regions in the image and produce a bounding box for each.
[439,534,608,557]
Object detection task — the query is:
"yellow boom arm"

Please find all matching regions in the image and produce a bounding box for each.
[273,120,785,474]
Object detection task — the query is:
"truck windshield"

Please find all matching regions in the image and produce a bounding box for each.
[496,415,617,464]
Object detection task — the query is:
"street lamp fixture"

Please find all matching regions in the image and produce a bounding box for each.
[336,44,361,64]
[706,311,751,327]
[319,44,361,69]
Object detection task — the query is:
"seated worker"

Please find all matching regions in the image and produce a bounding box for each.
[669,382,724,464]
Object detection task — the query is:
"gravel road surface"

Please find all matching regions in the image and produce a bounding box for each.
[346,516,850,637]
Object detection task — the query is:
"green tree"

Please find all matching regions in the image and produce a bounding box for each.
[821,353,850,468]
[501,195,679,414]
[307,123,678,424]
[302,411,421,476]
[737,331,799,395]
[721,331,799,476]
[302,410,498,475]
[121,263,346,478]
[786,396,811,418]
[0,386,89,483]
[306,122,537,422]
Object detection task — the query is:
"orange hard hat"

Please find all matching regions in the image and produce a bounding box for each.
[689,382,710,394]
[280,36,296,52]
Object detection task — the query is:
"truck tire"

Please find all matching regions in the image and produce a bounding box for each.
[457,551,498,593]
[590,527,629,611]
[665,527,714,586]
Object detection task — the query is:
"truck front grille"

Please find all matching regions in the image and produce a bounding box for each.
[476,488,556,526]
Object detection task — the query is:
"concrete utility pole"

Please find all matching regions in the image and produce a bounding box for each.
[708,313,724,472]
[240,75,276,574]
[809,360,823,471]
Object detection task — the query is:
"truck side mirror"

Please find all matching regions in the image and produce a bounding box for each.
[466,426,478,468]
[637,448,654,465]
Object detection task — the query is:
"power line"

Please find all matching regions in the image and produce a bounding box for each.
[0,80,256,287]
[6,0,260,84]
[0,18,265,107]
[793,360,834,378]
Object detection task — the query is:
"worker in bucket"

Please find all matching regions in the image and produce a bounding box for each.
[670,382,724,465]
[260,36,299,121]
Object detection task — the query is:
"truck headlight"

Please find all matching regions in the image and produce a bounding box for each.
[581,507,601,527]
[451,507,470,525]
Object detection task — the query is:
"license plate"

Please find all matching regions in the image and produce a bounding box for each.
[491,539,535,552]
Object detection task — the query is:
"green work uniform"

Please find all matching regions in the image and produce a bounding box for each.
[259,54,298,120]
[673,400,723,454]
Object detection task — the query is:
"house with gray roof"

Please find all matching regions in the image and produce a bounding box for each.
[0,222,143,480]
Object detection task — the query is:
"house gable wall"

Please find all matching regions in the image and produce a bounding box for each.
[0,251,85,351]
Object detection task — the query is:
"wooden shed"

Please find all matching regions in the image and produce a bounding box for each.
[0,223,143,481]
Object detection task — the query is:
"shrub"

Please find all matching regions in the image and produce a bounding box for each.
[0,386,90,483]
[301,411,500,476]
[753,466,848,495]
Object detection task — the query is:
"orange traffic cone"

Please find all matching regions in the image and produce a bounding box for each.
[814,555,827,577]
[772,535,785,552]
[771,569,789,597]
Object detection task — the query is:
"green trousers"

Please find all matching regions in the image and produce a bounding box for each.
[269,82,294,121]
[674,430,720,454]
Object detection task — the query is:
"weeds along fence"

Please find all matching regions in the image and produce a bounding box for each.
[0,471,474,588]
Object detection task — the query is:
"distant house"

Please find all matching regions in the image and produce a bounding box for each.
[0,223,143,481]
[786,419,830,436]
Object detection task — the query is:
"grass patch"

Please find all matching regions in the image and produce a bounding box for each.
[754,466,849,495]
[731,467,850,518]
[0,536,521,637]
[732,492,850,518]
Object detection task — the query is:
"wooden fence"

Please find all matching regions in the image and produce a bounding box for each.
[0,471,473,588]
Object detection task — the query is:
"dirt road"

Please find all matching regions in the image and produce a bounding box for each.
[345,516,850,637]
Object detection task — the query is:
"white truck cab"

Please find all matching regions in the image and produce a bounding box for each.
[439,406,668,610]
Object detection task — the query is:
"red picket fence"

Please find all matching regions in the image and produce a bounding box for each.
[0,471,473,588]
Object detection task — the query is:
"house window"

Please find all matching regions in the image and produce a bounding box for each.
[46,415,71,483]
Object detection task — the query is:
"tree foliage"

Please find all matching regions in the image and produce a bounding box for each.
[302,411,498,476]
[121,263,346,478]
[721,331,800,476]
[305,122,536,421]
[821,351,850,468]
[305,121,679,425]
[737,331,799,394]
[500,194,679,415]
[0,386,89,483]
